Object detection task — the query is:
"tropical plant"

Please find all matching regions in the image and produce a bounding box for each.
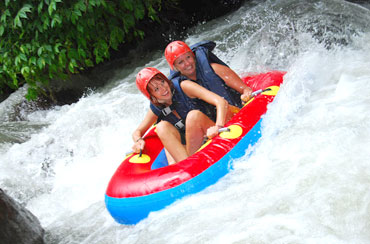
[0,0,163,100]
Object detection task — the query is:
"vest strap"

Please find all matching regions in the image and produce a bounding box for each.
[174,120,185,130]
[162,107,172,116]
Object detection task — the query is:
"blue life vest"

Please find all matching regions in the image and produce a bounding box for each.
[170,41,243,110]
[149,79,201,134]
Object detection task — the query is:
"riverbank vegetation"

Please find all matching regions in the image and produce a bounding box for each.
[0,0,168,100]
[0,0,244,103]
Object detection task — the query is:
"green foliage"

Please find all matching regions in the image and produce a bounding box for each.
[0,0,163,100]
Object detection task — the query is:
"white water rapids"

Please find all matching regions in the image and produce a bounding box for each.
[1,0,370,243]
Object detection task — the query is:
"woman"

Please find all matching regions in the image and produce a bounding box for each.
[132,67,235,164]
[165,40,253,109]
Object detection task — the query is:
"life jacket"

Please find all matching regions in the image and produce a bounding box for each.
[170,41,243,109]
[169,70,217,122]
[149,78,201,134]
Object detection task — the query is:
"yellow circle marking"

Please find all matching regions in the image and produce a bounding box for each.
[129,154,151,163]
[262,86,280,96]
[219,125,243,139]
[243,86,280,107]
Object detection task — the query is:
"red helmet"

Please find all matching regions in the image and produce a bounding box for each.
[165,41,193,70]
[136,67,170,100]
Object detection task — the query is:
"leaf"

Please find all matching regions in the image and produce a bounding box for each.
[15,56,21,66]
[21,66,30,76]
[67,48,78,59]
[77,0,87,12]
[85,59,94,67]
[45,45,53,52]
[38,2,44,14]
[26,87,38,101]
[13,77,18,88]
[123,13,135,30]
[122,0,134,11]
[71,11,80,24]
[14,16,22,28]
[147,5,159,21]
[68,60,75,73]
[89,0,97,7]
[37,46,43,56]
[100,0,107,8]
[54,43,62,53]
[29,56,37,65]
[74,9,82,17]
[19,53,27,62]
[77,24,84,33]
[78,48,86,58]
[42,15,50,29]
[1,10,11,23]
[48,1,57,16]
[135,29,145,39]
[134,2,145,20]
[37,57,45,69]
[20,45,27,54]
[77,37,87,48]
[18,4,33,19]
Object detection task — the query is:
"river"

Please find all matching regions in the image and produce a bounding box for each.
[1,0,370,243]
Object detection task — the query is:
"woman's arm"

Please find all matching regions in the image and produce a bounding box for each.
[181,80,228,138]
[131,109,158,153]
[211,63,253,102]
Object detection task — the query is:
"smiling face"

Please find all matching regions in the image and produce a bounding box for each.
[147,75,173,105]
[173,51,197,80]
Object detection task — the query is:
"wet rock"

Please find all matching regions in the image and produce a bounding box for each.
[0,189,45,244]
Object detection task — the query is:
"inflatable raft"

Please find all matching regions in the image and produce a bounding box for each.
[105,71,285,224]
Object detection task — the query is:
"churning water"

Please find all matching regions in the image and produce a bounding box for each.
[1,0,370,243]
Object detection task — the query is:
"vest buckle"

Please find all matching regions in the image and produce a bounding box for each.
[162,107,172,116]
[174,120,185,130]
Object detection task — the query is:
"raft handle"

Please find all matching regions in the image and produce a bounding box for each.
[202,127,231,144]
[218,127,231,133]
[125,149,143,157]
[252,87,272,97]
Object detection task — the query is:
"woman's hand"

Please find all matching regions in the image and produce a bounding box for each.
[206,125,221,139]
[131,110,158,154]
[132,137,145,153]
[241,87,253,102]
